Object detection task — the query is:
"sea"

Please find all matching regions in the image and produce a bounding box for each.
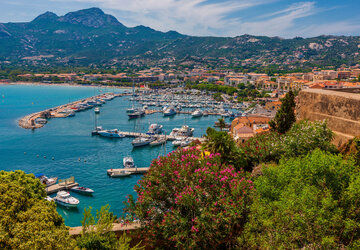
[0,84,226,226]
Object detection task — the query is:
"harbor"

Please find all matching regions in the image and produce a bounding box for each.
[1,84,244,227]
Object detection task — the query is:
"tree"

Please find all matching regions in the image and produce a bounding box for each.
[0,170,76,249]
[217,118,226,131]
[241,149,360,248]
[269,90,296,134]
[124,147,253,249]
[204,127,246,170]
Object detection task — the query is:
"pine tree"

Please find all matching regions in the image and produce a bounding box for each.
[269,90,296,134]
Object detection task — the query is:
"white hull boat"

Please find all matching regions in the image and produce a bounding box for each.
[110,170,132,177]
[123,156,135,168]
[71,186,94,194]
[98,129,125,138]
[132,137,154,147]
[54,191,79,208]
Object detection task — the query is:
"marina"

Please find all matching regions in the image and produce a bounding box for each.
[1,84,242,227]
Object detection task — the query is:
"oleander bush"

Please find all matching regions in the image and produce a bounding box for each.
[124,147,253,249]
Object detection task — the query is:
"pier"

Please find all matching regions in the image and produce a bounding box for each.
[114,131,205,142]
[107,167,150,176]
[46,182,79,194]
[18,93,129,130]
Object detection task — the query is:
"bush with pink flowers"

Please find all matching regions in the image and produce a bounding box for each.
[124,147,253,249]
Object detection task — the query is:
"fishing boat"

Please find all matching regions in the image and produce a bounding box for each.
[147,124,163,135]
[98,129,125,138]
[132,137,154,147]
[53,191,79,208]
[192,109,203,118]
[94,107,100,114]
[35,174,58,187]
[163,107,176,117]
[109,170,131,177]
[123,156,135,168]
[71,186,94,194]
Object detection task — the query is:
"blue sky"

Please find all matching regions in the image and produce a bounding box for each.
[1,0,360,38]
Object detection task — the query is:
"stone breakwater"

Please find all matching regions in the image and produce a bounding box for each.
[18,93,127,130]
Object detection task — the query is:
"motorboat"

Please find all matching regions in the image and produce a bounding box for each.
[147,124,163,135]
[203,110,209,116]
[98,129,125,138]
[128,110,145,119]
[170,125,194,137]
[91,126,103,136]
[123,156,135,168]
[35,118,47,124]
[150,138,166,146]
[109,170,132,177]
[192,109,203,118]
[71,186,94,194]
[132,137,154,147]
[94,107,100,114]
[163,107,176,117]
[180,140,192,147]
[35,174,58,187]
[172,139,183,147]
[53,191,79,208]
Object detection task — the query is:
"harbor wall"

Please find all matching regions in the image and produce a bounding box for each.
[297,89,360,147]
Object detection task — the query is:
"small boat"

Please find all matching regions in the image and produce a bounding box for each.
[163,107,176,117]
[150,138,166,146]
[203,110,209,116]
[91,126,103,136]
[180,140,192,147]
[132,137,154,147]
[71,186,94,194]
[45,196,53,202]
[53,191,79,208]
[170,125,194,137]
[128,110,145,119]
[35,174,58,187]
[94,107,100,114]
[110,170,131,177]
[172,139,183,147]
[147,124,163,135]
[192,109,203,118]
[123,156,135,168]
[98,129,125,138]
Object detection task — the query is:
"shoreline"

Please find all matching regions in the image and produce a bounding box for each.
[0,81,133,90]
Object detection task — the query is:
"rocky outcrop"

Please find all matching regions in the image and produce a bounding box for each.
[297,89,360,146]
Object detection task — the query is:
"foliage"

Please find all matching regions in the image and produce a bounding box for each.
[217,118,226,131]
[77,205,118,250]
[269,90,296,134]
[241,149,360,248]
[0,170,76,249]
[124,147,253,249]
[242,120,336,167]
[339,136,360,166]
[204,127,247,170]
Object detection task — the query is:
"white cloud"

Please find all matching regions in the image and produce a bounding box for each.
[51,0,360,38]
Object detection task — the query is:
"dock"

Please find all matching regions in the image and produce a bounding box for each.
[107,167,150,176]
[115,131,205,142]
[46,182,79,194]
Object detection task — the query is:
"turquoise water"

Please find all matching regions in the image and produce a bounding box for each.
[0,84,222,226]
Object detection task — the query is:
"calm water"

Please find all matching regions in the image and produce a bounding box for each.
[0,84,223,226]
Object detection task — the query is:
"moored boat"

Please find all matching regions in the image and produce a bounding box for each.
[71,186,94,194]
[53,191,79,208]
[147,124,163,135]
[123,156,135,168]
[109,170,131,177]
[35,174,58,187]
[94,107,100,114]
[98,129,125,138]
[163,107,176,116]
[192,109,203,118]
[132,137,154,147]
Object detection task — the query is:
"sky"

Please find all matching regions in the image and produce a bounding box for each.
[1,0,360,38]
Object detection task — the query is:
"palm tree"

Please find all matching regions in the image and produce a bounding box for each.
[218,118,226,131]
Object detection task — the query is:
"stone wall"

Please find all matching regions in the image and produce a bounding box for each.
[297,89,360,147]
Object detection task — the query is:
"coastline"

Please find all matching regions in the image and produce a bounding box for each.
[0,81,133,90]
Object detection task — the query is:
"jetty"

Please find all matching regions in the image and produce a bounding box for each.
[114,131,205,142]
[107,167,150,176]
[18,92,129,130]
[46,177,79,194]
[69,222,141,236]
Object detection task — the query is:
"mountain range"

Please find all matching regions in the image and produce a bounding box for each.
[0,7,359,70]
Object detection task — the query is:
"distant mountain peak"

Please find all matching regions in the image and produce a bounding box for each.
[58,7,124,28]
[32,11,59,22]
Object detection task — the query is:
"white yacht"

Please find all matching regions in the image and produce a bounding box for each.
[35,174,58,187]
[172,139,183,147]
[170,125,194,137]
[163,107,176,116]
[147,124,163,135]
[94,107,100,114]
[98,129,125,138]
[150,138,166,146]
[53,191,79,208]
[132,137,154,147]
[123,156,135,168]
[192,109,203,118]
